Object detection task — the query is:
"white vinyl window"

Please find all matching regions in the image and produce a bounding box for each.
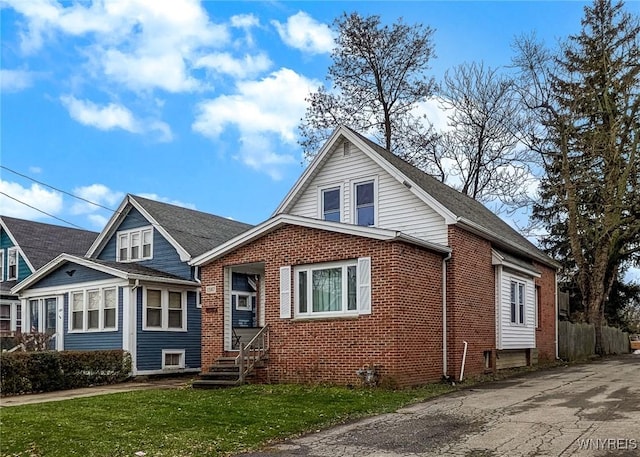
[143,288,186,331]
[7,248,18,280]
[510,281,526,325]
[0,250,4,282]
[354,181,375,226]
[0,303,11,333]
[321,187,341,222]
[27,297,57,334]
[232,292,255,311]
[294,259,370,318]
[69,287,118,332]
[117,227,153,262]
[162,349,185,369]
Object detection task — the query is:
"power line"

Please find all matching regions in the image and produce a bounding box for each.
[0,165,116,212]
[0,192,85,229]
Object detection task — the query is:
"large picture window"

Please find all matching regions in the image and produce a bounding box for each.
[143,288,186,331]
[510,281,525,325]
[117,227,153,262]
[69,287,118,332]
[295,261,359,317]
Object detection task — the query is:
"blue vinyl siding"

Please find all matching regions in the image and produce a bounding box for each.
[96,208,192,280]
[28,262,115,289]
[136,288,201,371]
[232,273,256,328]
[63,287,124,350]
[1,230,33,282]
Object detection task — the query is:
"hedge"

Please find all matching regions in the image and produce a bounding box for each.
[0,350,131,396]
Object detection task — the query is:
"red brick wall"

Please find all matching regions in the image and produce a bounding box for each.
[534,262,557,362]
[200,224,444,387]
[446,226,496,379]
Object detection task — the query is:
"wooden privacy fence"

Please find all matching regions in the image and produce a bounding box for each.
[558,321,630,361]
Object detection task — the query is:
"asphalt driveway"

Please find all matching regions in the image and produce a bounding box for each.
[242,355,640,457]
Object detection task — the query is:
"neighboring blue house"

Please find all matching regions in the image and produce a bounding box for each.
[0,216,97,337]
[11,195,252,375]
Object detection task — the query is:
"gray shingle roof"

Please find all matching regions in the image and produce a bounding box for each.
[345,128,556,267]
[1,216,98,270]
[130,195,254,258]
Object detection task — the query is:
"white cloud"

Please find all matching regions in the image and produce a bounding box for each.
[415,98,451,133]
[231,14,259,29]
[0,69,36,92]
[60,95,173,141]
[0,180,63,220]
[70,184,124,215]
[61,95,139,132]
[6,0,229,92]
[192,68,317,178]
[272,12,334,55]
[195,52,272,79]
[28,166,43,175]
[137,193,197,210]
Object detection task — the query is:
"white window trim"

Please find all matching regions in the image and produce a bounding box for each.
[0,301,20,333]
[142,287,187,332]
[26,296,58,334]
[294,259,359,319]
[162,349,185,369]
[7,247,18,281]
[233,291,254,311]
[510,280,526,326]
[317,184,343,222]
[116,226,153,262]
[351,177,378,227]
[68,286,118,333]
[0,250,4,282]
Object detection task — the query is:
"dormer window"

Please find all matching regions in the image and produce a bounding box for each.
[321,187,341,222]
[117,227,153,262]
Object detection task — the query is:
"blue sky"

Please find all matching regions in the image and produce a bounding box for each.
[2,0,636,233]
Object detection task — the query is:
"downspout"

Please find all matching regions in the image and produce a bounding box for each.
[554,271,559,360]
[442,252,452,379]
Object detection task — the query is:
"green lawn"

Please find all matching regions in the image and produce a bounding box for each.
[0,383,455,457]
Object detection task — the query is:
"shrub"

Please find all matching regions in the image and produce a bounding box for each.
[0,350,131,396]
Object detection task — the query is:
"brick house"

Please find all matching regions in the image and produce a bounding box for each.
[192,126,559,387]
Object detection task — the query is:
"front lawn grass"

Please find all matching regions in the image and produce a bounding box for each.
[0,383,454,457]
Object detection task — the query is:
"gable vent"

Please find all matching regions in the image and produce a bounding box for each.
[343,141,351,156]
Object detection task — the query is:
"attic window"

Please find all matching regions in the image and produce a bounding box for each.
[117,227,153,262]
[343,141,350,156]
[7,248,18,280]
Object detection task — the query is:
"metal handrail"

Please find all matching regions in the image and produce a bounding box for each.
[236,325,269,384]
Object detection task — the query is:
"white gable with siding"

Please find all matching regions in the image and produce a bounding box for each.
[284,138,448,246]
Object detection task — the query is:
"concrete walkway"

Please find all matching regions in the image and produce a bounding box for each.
[240,355,640,457]
[0,376,192,407]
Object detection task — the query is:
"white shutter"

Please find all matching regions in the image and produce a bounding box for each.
[357,257,371,315]
[279,266,291,318]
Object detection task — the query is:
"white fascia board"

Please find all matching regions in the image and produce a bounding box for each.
[128,196,191,262]
[344,131,458,225]
[491,249,541,278]
[128,275,199,287]
[191,213,451,266]
[86,196,132,258]
[0,220,36,273]
[17,278,127,299]
[459,217,560,270]
[394,233,451,254]
[10,253,128,295]
[273,127,346,216]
